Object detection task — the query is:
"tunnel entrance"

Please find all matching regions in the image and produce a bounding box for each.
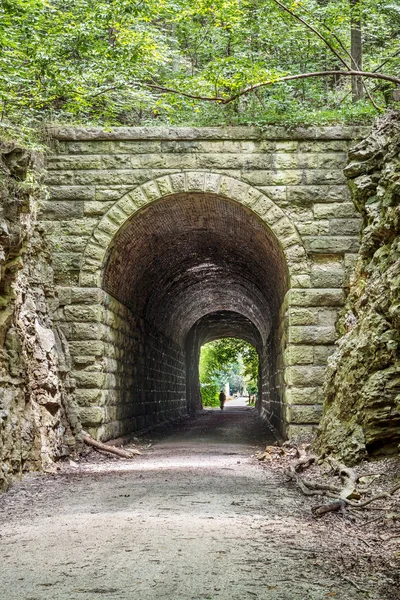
[101,192,288,435]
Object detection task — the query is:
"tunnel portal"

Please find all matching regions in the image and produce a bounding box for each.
[48,126,361,441]
[102,193,288,434]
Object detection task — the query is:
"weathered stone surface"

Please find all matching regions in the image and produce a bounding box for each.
[316,111,400,464]
[0,143,81,492]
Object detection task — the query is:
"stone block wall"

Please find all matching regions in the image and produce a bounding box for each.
[56,287,187,439]
[43,126,368,440]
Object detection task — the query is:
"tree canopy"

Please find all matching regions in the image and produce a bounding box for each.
[1,0,399,139]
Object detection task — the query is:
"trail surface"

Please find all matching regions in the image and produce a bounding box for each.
[0,406,396,600]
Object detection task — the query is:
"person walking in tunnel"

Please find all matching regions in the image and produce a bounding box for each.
[219,390,226,411]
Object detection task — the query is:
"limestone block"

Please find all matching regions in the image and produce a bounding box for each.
[304,236,359,254]
[45,171,74,185]
[130,154,167,169]
[40,201,84,220]
[63,322,104,341]
[285,345,314,365]
[84,243,105,262]
[329,218,362,236]
[98,215,120,236]
[256,186,287,202]
[127,187,149,208]
[286,424,316,439]
[64,303,104,322]
[52,236,88,253]
[274,153,300,169]
[290,275,311,288]
[92,228,113,249]
[107,204,128,227]
[186,171,205,192]
[297,221,330,236]
[287,404,323,424]
[305,170,346,185]
[285,365,326,386]
[170,172,186,193]
[73,371,106,388]
[48,156,104,170]
[287,308,317,325]
[273,216,296,238]
[116,194,137,217]
[313,202,358,219]
[74,389,103,407]
[289,325,336,345]
[142,180,160,202]
[317,153,347,169]
[288,288,344,307]
[95,188,131,202]
[311,262,344,288]
[218,176,234,197]
[298,141,348,153]
[84,201,114,216]
[80,271,101,287]
[313,345,336,365]
[156,175,174,196]
[285,387,320,405]
[287,185,350,205]
[229,180,250,203]
[101,155,136,169]
[48,185,95,201]
[57,287,72,306]
[241,170,303,186]
[204,173,221,193]
[275,141,298,152]
[79,406,105,425]
[284,244,308,264]
[256,201,283,224]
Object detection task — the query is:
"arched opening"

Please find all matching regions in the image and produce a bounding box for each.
[101,192,289,435]
[196,334,260,409]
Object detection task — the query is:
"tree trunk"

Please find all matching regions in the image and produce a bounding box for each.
[351,0,363,101]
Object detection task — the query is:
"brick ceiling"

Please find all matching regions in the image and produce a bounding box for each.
[103,193,288,345]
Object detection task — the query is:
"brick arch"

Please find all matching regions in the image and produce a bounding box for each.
[79,171,309,287]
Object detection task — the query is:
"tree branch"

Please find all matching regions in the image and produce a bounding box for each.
[89,71,400,106]
[271,0,349,69]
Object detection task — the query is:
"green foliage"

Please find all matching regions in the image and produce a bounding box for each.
[1,0,399,136]
[199,338,258,406]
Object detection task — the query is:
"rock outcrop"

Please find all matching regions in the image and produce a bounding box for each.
[316,112,400,464]
[0,142,81,492]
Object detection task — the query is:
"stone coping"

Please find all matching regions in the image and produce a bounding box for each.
[48,125,370,142]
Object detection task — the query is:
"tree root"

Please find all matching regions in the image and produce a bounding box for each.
[82,431,142,459]
[285,447,400,518]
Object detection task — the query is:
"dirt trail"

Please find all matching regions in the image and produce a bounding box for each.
[0,408,396,600]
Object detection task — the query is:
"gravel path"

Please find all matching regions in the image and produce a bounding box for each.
[0,408,396,600]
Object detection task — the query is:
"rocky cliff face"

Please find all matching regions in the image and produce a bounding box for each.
[0,142,81,492]
[316,112,400,464]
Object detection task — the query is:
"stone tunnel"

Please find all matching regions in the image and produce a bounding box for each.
[45,126,366,441]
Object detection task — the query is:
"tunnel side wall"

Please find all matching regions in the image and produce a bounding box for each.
[44,126,368,440]
[56,288,186,439]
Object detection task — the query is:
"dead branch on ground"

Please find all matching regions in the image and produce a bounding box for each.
[82,431,142,459]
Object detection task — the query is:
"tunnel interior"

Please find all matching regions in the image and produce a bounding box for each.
[102,192,289,434]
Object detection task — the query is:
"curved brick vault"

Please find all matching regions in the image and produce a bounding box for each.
[101,191,289,421]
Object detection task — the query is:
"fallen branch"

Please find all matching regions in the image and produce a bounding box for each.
[312,499,346,517]
[82,431,141,459]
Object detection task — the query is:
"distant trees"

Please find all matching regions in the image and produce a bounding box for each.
[199,339,259,407]
[0,0,399,134]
